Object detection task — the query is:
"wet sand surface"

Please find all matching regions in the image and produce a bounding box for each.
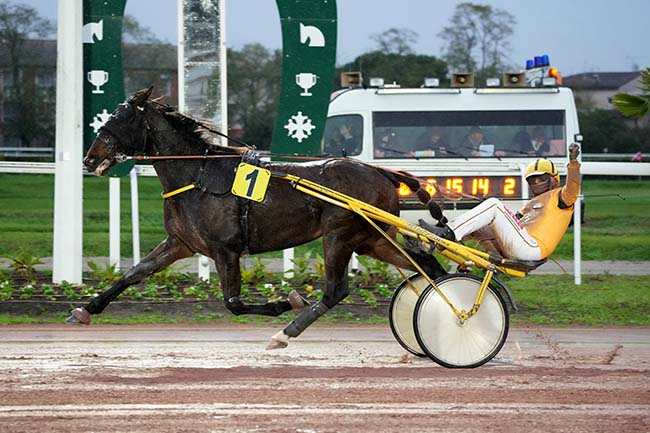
[0,324,648,432]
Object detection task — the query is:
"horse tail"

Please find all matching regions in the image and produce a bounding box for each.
[374,166,430,205]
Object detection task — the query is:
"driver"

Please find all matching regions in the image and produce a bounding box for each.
[422,143,581,261]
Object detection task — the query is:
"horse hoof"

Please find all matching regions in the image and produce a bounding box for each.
[65,308,91,326]
[266,331,289,350]
[288,290,310,310]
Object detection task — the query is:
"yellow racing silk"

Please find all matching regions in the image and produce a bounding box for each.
[518,161,581,258]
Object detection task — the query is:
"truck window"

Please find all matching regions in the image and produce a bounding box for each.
[373,110,566,158]
[322,115,363,156]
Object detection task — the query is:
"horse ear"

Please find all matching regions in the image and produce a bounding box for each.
[129,86,154,107]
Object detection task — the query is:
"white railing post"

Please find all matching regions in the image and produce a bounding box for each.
[350,253,359,271]
[130,168,141,265]
[109,177,121,270]
[53,0,83,284]
[283,248,295,279]
[198,255,211,281]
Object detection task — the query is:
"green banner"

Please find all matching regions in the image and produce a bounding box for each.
[271,0,337,157]
[83,0,133,177]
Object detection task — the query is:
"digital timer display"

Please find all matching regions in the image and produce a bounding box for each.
[398,176,522,200]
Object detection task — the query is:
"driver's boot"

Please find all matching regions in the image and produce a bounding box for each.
[418,219,456,242]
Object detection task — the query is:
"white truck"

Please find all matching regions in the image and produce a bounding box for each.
[321,66,581,222]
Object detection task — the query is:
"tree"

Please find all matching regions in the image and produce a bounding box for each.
[122,15,162,44]
[371,28,418,56]
[438,2,516,82]
[226,43,282,149]
[0,2,55,147]
[0,2,54,84]
[578,109,650,153]
[337,51,448,89]
[612,68,650,119]
[121,14,177,98]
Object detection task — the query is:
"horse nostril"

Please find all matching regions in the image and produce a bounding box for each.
[83,157,96,168]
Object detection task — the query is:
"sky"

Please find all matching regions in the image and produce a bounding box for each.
[16,0,650,77]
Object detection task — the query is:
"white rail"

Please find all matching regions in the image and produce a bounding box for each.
[0,147,54,158]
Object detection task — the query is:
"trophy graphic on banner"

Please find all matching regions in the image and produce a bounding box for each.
[295,72,318,96]
[87,70,109,94]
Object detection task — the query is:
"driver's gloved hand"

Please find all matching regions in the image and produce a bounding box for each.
[569,143,580,162]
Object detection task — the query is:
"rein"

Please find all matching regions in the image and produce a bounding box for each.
[125,153,338,162]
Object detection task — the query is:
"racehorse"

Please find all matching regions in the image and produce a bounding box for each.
[70,87,446,349]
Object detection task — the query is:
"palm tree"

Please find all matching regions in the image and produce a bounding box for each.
[612,68,650,118]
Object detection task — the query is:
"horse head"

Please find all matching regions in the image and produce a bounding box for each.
[84,86,154,175]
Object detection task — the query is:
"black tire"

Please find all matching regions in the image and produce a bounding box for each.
[388,273,428,357]
[413,274,509,368]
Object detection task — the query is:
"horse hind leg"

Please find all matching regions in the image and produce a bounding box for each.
[267,232,353,350]
[65,236,194,325]
[215,250,306,318]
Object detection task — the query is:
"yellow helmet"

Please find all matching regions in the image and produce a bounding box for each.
[525,158,560,183]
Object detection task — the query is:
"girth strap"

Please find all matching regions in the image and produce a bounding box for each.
[236,150,261,255]
[237,198,252,255]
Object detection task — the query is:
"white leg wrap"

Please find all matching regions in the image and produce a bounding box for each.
[266,330,290,350]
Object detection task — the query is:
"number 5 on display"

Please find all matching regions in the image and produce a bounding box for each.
[231,163,272,202]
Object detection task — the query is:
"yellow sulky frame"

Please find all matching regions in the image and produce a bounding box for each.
[252,168,536,325]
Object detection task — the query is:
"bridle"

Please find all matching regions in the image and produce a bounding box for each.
[97,102,153,162]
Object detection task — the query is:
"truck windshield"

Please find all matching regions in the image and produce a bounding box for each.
[373,110,566,158]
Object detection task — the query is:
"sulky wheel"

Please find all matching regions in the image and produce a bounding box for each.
[413,274,509,368]
[389,273,429,357]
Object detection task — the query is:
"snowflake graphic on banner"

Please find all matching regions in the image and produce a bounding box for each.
[284,111,315,143]
[90,109,111,133]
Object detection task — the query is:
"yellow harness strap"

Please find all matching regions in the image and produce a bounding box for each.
[161,183,196,199]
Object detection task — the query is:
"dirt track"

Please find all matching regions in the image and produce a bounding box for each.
[0,324,648,432]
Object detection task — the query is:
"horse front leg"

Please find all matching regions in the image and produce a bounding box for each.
[215,250,306,317]
[65,236,194,325]
[267,234,353,350]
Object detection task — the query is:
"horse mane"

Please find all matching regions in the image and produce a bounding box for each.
[150,101,250,155]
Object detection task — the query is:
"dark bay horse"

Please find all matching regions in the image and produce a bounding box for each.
[71,87,446,349]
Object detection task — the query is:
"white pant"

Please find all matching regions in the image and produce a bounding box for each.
[448,198,542,261]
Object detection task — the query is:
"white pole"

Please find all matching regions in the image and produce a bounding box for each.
[574,194,582,285]
[196,0,228,281]
[109,177,120,270]
[176,0,185,111]
[219,0,228,145]
[130,168,141,265]
[53,0,83,284]
[177,0,209,280]
[519,164,529,200]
